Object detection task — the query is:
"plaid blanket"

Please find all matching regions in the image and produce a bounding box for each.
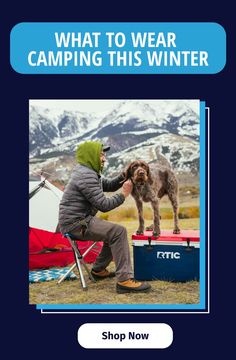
[29,267,77,283]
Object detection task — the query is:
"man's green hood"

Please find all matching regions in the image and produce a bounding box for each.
[76,141,103,174]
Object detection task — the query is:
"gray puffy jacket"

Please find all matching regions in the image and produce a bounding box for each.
[59,164,125,233]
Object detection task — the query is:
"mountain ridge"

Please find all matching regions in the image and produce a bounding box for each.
[29,100,200,180]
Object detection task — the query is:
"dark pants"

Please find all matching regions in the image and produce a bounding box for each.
[69,217,133,282]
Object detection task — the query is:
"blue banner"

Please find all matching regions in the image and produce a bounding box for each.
[10,22,226,74]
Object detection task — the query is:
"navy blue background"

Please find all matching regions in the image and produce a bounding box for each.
[1,1,235,357]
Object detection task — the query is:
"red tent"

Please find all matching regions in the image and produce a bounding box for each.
[29,178,102,270]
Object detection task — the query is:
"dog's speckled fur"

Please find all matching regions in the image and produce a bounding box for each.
[124,160,180,237]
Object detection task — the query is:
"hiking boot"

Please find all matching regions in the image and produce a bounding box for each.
[91,268,116,281]
[116,279,151,294]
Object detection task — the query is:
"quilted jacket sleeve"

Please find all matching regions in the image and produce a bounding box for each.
[78,172,125,212]
[102,173,125,192]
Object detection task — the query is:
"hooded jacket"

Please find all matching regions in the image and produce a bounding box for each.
[76,141,103,174]
[59,141,125,234]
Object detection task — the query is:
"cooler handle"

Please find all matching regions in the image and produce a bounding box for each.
[185,238,193,252]
[144,236,153,251]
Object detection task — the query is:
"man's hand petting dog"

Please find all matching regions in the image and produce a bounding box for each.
[121,179,133,198]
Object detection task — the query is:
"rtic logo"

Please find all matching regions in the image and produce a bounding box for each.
[157,251,181,259]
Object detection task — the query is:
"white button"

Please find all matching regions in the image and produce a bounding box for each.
[78,323,173,349]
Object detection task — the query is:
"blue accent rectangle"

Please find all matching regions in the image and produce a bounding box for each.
[200,101,206,309]
[36,303,205,310]
[11,22,226,74]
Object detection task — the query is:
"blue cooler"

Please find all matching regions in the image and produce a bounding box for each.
[132,230,200,282]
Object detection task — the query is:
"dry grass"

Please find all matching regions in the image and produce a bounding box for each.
[29,218,200,305]
[29,277,199,305]
[99,192,199,222]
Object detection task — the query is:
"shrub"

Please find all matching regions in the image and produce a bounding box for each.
[117,207,137,220]
[179,207,200,219]
[98,205,200,222]
[179,186,200,196]
[99,213,109,221]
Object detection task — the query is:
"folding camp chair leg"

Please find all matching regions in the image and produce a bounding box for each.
[67,239,87,287]
[74,251,88,290]
[79,242,98,283]
[81,242,98,258]
[79,258,96,283]
[57,263,77,284]
[61,234,98,289]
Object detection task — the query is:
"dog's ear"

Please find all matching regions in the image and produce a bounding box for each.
[147,165,154,185]
[123,163,133,180]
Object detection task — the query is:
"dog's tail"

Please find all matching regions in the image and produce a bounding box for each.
[154,146,172,169]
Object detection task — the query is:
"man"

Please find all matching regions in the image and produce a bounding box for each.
[59,140,151,293]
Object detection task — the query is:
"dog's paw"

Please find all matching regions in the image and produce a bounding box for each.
[136,230,144,235]
[146,224,154,231]
[173,228,181,234]
[153,231,160,238]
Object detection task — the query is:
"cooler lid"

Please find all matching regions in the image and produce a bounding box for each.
[132,230,200,242]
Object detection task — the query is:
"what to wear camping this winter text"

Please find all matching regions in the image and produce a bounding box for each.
[27,31,209,68]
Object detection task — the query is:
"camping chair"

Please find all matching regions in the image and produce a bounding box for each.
[57,233,97,290]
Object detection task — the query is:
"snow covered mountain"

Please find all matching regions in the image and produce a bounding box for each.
[30,105,102,157]
[106,133,199,177]
[29,100,200,180]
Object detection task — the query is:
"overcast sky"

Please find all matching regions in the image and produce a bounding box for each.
[30,99,200,114]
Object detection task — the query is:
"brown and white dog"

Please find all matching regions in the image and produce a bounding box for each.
[124,160,180,237]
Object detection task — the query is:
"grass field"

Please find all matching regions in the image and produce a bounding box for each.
[29,216,200,306]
